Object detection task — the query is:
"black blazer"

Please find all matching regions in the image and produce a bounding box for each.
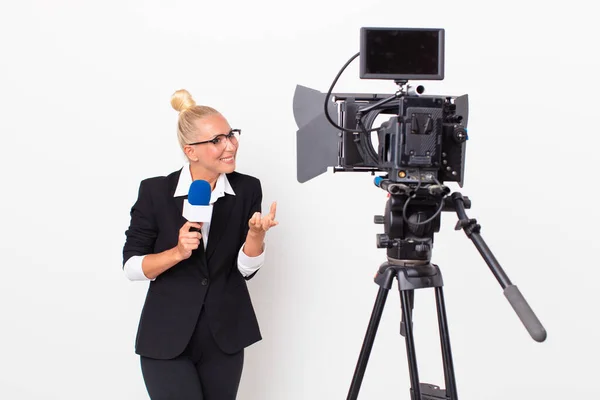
[123,168,263,359]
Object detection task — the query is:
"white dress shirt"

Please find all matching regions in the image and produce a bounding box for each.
[124,164,265,281]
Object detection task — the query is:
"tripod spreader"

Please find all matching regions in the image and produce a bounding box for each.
[450,192,547,343]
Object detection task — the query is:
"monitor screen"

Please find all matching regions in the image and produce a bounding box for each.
[360,28,444,81]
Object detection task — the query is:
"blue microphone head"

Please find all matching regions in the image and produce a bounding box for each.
[188,180,211,206]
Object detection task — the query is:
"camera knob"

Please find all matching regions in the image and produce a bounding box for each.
[374,215,385,224]
[453,127,468,143]
[415,243,430,253]
[377,234,391,248]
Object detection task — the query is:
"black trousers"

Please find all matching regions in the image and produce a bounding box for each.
[140,308,244,400]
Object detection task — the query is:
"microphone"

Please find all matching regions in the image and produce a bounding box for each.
[183,180,213,230]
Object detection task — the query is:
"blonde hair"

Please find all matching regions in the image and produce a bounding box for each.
[170,89,220,151]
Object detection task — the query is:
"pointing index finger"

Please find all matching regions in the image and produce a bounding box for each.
[269,201,277,219]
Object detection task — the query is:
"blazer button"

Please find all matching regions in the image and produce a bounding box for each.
[201,278,209,286]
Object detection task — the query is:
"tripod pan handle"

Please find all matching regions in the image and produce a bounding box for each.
[504,285,547,342]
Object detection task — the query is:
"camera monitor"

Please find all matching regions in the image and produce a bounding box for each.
[360,27,444,81]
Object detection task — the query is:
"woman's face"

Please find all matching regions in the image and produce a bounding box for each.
[185,113,239,176]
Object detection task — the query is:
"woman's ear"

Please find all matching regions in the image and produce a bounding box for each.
[183,145,198,162]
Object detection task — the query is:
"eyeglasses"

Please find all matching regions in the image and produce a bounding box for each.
[188,129,241,148]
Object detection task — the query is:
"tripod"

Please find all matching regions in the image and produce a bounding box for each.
[346,192,547,400]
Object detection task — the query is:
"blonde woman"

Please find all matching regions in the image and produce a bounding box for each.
[122,89,277,399]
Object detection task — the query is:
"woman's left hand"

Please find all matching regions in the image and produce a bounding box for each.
[248,201,278,235]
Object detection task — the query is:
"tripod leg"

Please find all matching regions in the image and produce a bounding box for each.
[347,286,389,400]
[399,289,414,337]
[400,289,421,400]
[435,287,458,400]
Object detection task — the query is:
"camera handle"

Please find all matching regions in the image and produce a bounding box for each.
[450,192,547,343]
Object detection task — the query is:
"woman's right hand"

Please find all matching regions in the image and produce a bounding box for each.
[175,221,202,261]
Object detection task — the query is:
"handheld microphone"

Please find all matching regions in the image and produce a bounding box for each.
[183,180,213,229]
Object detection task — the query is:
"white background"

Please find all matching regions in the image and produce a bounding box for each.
[1,1,598,399]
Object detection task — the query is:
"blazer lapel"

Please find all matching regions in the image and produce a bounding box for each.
[174,196,185,224]
[206,193,236,261]
[170,170,188,228]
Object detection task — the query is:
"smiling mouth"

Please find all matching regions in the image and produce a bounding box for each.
[220,156,235,162]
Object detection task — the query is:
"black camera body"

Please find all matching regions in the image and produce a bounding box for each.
[338,91,468,188]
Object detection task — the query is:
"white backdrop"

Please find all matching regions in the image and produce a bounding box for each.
[1,1,598,399]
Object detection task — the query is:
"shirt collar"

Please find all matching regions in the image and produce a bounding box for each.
[173,163,235,204]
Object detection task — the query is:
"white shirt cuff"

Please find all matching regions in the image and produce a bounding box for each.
[123,255,155,281]
[237,242,266,277]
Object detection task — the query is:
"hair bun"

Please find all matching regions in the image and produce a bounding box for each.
[171,89,196,113]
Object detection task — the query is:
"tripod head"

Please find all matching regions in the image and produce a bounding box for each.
[373,175,470,265]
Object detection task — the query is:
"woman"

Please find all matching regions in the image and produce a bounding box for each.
[122,89,277,399]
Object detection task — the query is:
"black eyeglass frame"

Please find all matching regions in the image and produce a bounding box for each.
[187,129,241,146]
